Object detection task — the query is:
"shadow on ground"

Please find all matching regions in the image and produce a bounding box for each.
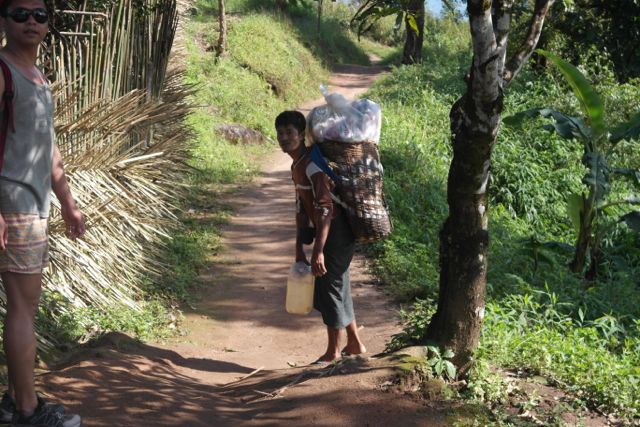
[40,336,449,427]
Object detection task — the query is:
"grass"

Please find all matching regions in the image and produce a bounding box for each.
[367,16,640,422]
[194,0,374,67]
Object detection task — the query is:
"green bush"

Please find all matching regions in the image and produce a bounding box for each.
[368,15,640,421]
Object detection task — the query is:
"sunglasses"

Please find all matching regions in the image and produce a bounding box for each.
[5,7,49,24]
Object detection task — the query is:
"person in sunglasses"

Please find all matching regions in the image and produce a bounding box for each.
[0,0,84,426]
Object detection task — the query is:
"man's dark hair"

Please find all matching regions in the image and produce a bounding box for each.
[0,0,49,16]
[275,110,306,134]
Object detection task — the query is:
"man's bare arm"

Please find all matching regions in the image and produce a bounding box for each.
[51,145,85,238]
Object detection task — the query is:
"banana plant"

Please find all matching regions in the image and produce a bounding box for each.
[505,50,640,278]
[350,0,421,38]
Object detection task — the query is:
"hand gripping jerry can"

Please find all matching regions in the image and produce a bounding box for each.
[285,262,315,315]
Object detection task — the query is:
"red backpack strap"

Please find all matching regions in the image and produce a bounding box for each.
[0,58,15,172]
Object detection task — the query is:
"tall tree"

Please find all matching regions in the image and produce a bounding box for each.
[425,0,555,372]
[216,0,227,58]
[350,0,426,64]
[315,0,337,41]
[401,0,425,64]
[317,0,324,39]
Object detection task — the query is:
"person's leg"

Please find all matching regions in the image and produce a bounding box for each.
[317,326,343,362]
[313,212,361,362]
[2,271,42,416]
[343,319,367,355]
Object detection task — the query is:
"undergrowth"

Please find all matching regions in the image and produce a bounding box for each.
[371,16,640,422]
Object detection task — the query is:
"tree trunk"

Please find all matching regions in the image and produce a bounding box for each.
[425,0,555,374]
[216,0,227,58]
[402,0,425,64]
[275,0,287,11]
[425,82,502,371]
[317,0,324,41]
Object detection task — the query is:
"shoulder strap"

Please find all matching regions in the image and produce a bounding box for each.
[0,58,16,172]
[309,144,341,184]
[308,144,350,211]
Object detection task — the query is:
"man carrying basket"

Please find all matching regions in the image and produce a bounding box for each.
[276,110,366,364]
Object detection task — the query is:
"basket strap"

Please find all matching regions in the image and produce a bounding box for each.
[309,144,341,184]
[309,144,350,211]
[329,192,349,211]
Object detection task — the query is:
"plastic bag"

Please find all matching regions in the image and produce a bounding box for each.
[307,85,381,144]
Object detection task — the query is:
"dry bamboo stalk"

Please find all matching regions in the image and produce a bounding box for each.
[0,0,192,351]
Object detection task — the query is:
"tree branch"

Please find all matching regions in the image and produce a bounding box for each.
[467,0,496,64]
[492,0,514,78]
[502,0,555,85]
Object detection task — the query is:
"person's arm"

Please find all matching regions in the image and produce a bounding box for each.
[51,144,85,238]
[309,172,335,277]
[295,195,310,264]
[0,66,7,249]
[0,212,5,249]
[311,210,331,277]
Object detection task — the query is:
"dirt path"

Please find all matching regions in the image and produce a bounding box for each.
[33,59,615,427]
[33,63,453,426]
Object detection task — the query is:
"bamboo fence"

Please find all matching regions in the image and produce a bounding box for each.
[1,0,194,352]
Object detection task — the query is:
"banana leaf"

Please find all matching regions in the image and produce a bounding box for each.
[582,152,611,202]
[610,112,640,144]
[536,49,605,138]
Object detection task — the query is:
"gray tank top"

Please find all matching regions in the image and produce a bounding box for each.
[0,56,55,218]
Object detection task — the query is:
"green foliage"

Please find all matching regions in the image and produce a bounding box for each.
[464,359,512,405]
[289,1,372,66]
[368,15,640,422]
[542,0,640,82]
[350,0,405,39]
[363,20,467,299]
[38,292,180,347]
[185,12,327,183]
[159,211,226,301]
[426,345,457,380]
[349,0,421,40]
[536,49,605,137]
[479,288,640,419]
[360,12,405,46]
[226,15,326,103]
[194,0,372,66]
[505,51,640,276]
[387,299,435,351]
[395,345,457,384]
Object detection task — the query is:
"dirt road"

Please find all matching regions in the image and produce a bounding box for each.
[32,62,453,426]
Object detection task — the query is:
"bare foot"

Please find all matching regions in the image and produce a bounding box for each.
[342,343,367,356]
[315,352,341,363]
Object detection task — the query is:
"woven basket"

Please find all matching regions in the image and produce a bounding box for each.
[318,140,392,243]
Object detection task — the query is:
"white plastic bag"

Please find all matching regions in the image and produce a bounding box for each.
[307,85,381,144]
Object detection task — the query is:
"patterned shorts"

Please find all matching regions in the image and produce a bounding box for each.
[0,213,49,274]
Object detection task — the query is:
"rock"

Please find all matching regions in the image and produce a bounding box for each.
[391,345,429,359]
[217,124,267,145]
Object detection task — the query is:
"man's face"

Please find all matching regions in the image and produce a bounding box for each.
[1,0,49,47]
[277,124,304,154]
